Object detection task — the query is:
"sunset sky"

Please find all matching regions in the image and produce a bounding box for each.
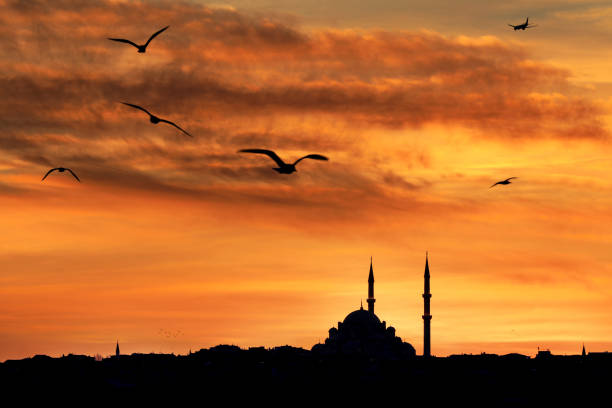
[2,0,612,361]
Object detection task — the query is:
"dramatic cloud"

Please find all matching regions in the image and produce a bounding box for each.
[0,0,607,207]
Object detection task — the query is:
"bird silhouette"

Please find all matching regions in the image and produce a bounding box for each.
[108,26,169,53]
[238,149,329,174]
[121,103,192,137]
[490,177,517,188]
[41,167,80,182]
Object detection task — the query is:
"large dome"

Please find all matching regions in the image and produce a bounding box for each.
[343,308,381,328]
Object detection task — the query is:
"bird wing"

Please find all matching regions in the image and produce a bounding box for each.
[505,177,518,181]
[41,168,59,181]
[508,24,515,27]
[238,149,286,167]
[158,118,192,137]
[489,182,500,188]
[108,38,140,49]
[293,154,329,166]
[121,102,152,116]
[144,26,169,47]
[66,168,81,182]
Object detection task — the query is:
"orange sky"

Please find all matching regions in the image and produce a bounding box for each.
[1,0,612,361]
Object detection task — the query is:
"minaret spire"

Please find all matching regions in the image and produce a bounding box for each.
[422,252,432,357]
[116,340,120,357]
[367,256,375,314]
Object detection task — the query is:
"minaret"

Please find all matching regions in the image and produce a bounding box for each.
[116,340,120,357]
[582,343,586,357]
[422,253,432,357]
[367,257,375,314]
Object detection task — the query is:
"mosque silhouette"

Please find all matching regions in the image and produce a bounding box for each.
[313,255,431,358]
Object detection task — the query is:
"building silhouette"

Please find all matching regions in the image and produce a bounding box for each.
[367,257,375,313]
[312,258,416,358]
[423,253,432,357]
[115,341,120,357]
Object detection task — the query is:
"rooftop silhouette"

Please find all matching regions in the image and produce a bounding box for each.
[2,347,611,402]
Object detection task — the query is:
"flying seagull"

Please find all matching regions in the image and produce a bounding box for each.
[490,177,517,188]
[238,149,329,174]
[108,26,169,53]
[42,167,80,182]
[121,102,192,137]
